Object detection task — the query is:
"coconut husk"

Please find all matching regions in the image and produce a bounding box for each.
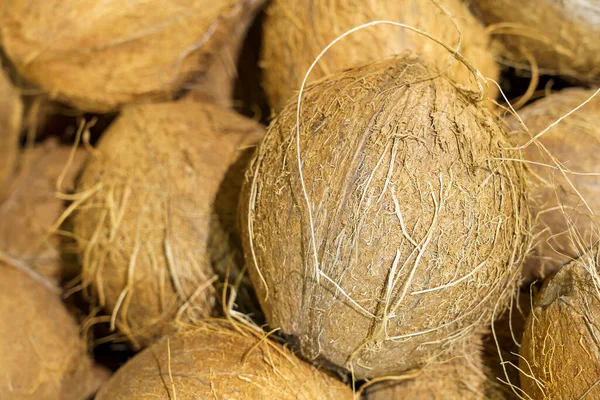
[472,0,600,86]
[260,0,500,112]
[0,65,22,197]
[1,0,265,113]
[96,320,353,399]
[508,88,600,281]
[72,101,264,349]
[0,262,107,400]
[240,54,529,379]
[519,245,600,399]
[0,139,87,284]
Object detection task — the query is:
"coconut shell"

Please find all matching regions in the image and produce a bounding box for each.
[519,246,600,399]
[73,101,264,348]
[0,140,88,283]
[0,66,23,196]
[260,0,500,111]
[472,0,600,85]
[509,89,600,281]
[0,262,105,400]
[241,55,529,379]
[96,321,353,400]
[1,0,264,113]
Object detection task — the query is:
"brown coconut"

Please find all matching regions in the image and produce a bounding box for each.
[96,321,352,400]
[0,139,87,283]
[72,101,264,348]
[509,88,600,281]
[0,262,106,400]
[472,0,600,85]
[0,65,23,196]
[260,0,500,111]
[519,246,600,399]
[1,0,265,113]
[240,55,529,379]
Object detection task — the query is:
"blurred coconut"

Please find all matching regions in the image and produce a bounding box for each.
[0,65,23,197]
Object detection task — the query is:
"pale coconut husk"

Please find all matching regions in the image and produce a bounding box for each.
[519,245,600,399]
[472,0,600,86]
[0,65,22,197]
[260,0,500,112]
[72,101,264,349]
[241,54,529,379]
[508,88,600,281]
[0,262,107,400]
[0,139,87,284]
[96,320,352,399]
[1,0,265,113]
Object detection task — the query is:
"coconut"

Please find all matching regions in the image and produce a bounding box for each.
[1,0,265,113]
[72,101,264,348]
[0,262,106,400]
[519,246,600,399]
[0,65,23,196]
[260,0,500,111]
[472,0,600,85]
[0,139,88,283]
[240,55,529,378]
[509,89,600,281]
[96,320,353,399]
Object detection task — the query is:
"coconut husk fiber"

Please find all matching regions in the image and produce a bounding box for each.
[240,54,529,379]
[72,101,264,349]
[472,0,600,86]
[0,262,107,400]
[96,320,353,400]
[519,245,600,399]
[0,65,23,197]
[0,139,88,284]
[260,0,500,112]
[508,88,600,282]
[1,0,265,113]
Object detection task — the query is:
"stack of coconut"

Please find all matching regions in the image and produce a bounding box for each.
[0,0,598,399]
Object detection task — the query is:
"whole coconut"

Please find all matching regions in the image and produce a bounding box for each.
[96,321,353,400]
[1,0,264,113]
[0,262,105,400]
[472,0,600,85]
[261,0,499,111]
[0,140,87,283]
[510,89,600,281]
[0,65,22,196]
[519,246,600,399]
[73,101,264,348]
[241,55,529,378]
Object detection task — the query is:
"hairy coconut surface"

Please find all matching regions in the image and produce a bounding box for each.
[472,0,600,85]
[241,55,529,378]
[1,0,264,113]
[519,246,600,399]
[260,0,499,111]
[0,65,22,196]
[96,320,352,400]
[509,88,600,281]
[0,262,105,400]
[0,140,87,284]
[72,101,264,348]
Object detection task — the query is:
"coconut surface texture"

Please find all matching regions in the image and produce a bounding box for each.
[472,0,600,85]
[0,262,103,400]
[0,66,22,196]
[1,0,264,113]
[241,56,528,378]
[96,321,353,400]
[0,140,87,283]
[519,246,600,399]
[73,101,264,348]
[510,88,600,281]
[260,0,499,111]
